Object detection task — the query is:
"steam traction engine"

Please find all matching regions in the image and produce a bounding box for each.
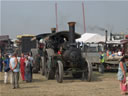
[42,22,92,83]
[31,28,56,73]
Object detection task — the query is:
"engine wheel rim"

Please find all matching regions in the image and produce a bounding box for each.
[55,60,63,83]
[82,60,92,81]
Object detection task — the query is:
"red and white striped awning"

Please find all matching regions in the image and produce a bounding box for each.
[121,39,128,44]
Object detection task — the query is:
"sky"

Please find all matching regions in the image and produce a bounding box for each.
[1,0,128,39]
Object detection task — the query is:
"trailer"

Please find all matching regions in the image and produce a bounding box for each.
[85,33,127,72]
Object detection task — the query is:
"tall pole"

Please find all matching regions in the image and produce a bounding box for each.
[82,2,86,33]
[55,2,58,32]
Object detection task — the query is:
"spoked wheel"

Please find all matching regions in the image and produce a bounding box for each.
[82,59,92,82]
[56,60,63,83]
[45,68,55,80]
[31,49,39,73]
[45,57,55,80]
[40,57,46,76]
[33,55,40,73]
[45,65,55,80]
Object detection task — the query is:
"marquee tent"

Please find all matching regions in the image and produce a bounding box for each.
[76,33,105,43]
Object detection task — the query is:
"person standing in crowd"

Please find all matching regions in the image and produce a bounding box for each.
[9,55,13,84]
[0,49,1,55]
[106,50,111,57]
[28,53,33,81]
[0,54,3,72]
[118,50,122,56]
[25,56,32,82]
[99,51,105,73]
[3,55,10,84]
[117,55,128,95]
[9,53,20,89]
[20,53,25,81]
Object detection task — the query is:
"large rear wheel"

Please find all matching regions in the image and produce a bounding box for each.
[56,60,63,83]
[45,68,55,80]
[40,57,45,75]
[82,59,92,82]
[45,58,55,80]
[31,49,40,73]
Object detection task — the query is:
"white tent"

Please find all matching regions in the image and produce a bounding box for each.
[76,33,105,43]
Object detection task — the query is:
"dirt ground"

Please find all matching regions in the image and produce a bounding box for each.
[0,71,122,96]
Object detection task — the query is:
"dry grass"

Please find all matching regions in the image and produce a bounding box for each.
[0,71,121,96]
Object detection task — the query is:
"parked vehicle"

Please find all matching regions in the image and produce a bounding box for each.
[31,33,51,73]
[16,34,36,56]
[85,33,127,72]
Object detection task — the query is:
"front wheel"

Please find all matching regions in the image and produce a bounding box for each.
[56,60,63,83]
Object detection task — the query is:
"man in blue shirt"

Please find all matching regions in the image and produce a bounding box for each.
[3,55,10,84]
[9,53,20,89]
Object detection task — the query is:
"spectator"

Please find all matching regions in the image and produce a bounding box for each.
[3,55,10,84]
[9,55,13,84]
[99,51,105,73]
[118,50,122,56]
[28,53,33,81]
[20,53,25,81]
[9,53,20,89]
[0,49,1,55]
[106,50,109,57]
[117,55,128,95]
[25,56,32,82]
[0,54,3,72]
[112,51,115,57]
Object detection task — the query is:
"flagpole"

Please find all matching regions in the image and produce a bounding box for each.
[55,2,58,32]
[82,2,86,33]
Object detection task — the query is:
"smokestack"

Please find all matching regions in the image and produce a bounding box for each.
[51,28,56,33]
[110,33,112,41]
[68,22,76,43]
[105,30,108,42]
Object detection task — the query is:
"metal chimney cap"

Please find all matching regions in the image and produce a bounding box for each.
[105,30,108,32]
[51,28,56,31]
[68,22,76,26]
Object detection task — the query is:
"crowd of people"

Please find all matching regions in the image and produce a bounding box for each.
[99,49,123,73]
[0,51,33,89]
[106,49,123,57]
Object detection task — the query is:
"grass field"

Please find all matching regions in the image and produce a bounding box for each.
[0,71,121,96]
